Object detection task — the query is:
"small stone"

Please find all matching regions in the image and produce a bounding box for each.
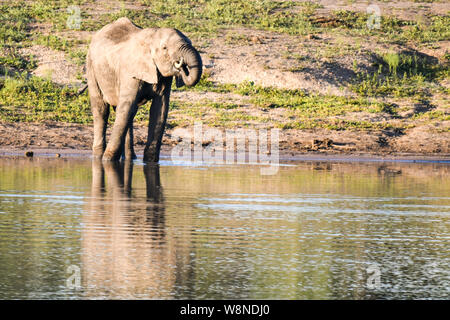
[55,153,61,158]
[306,34,320,40]
[250,36,264,44]
[312,138,333,150]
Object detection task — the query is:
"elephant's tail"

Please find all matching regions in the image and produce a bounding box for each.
[77,84,88,96]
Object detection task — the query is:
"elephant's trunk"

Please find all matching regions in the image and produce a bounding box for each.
[178,44,202,87]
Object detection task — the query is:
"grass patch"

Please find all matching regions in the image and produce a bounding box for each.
[351,50,449,98]
[319,10,450,44]
[0,47,37,71]
[412,110,450,121]
[0,1,90,72]
[87,0,316,37]
[179,79,399,116]
[0,74,91,123]
[10,0,443,46]
[172,79,402,130]
[33,34,72,51]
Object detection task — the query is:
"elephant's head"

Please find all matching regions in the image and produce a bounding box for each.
[129,27,202,87]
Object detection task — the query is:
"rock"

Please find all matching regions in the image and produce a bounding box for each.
[306,34,320,40]
[250,36,264,44]
[312,138,333,150]
[25,151,34,158]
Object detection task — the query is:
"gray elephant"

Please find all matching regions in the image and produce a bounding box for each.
[86,17,202,162]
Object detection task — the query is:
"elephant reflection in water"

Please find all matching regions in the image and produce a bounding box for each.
[82,160,180,298]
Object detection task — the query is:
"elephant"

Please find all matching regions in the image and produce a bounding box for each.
[86,17,202,162]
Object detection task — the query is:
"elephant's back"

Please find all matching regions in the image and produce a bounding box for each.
[92,17,142,46]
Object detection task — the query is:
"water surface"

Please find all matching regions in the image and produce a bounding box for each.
[0,157,448,299]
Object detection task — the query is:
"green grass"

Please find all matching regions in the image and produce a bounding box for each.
[85,0,315,37]
[0,74,91,123]
[322,10,450,44]
[177,78,399,115]
[0,1,89,72]
[351,50,449,98]
[412,110,450,121]
[133,1,450,43]
[169,79,404,129]
[0,47,36,71]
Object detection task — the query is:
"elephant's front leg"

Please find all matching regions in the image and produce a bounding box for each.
[144,90,170,163]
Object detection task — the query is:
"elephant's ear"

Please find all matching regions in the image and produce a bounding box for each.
[175,75,185,88]
[130,61,158,84]
[125,32,158,84]
[127,54,158,84]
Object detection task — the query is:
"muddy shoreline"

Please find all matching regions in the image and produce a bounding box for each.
[0,122,448,162]
[1,144,448,163]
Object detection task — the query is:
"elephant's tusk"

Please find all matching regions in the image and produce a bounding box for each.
[174,57,184,69]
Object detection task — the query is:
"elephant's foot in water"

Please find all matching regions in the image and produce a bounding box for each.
[102,146,137,162]
[102,147,122,161]
[92,146,105,160]
[143,145,159,163]
[123,149,137,161]
[124,138,137,160]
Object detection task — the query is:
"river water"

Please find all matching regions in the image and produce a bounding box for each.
[0,157,448,299]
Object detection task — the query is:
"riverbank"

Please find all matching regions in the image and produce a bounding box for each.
[0,121,448,161]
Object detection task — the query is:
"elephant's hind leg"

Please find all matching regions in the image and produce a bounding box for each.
[103,77,141,161]
[88,80,110,159]
[123,105,138,161]
[124,123,137,160]
[103,98,138,161]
